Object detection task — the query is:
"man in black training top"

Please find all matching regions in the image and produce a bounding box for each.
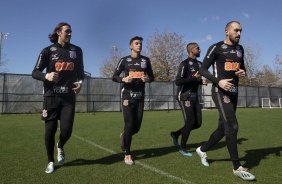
[171,42,207,156]
[112,36,154,165]
[32,22,84,174]
[198,21,255,181]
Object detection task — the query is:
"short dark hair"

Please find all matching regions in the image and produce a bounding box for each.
[186,42,197,54]
[129,36,143,45]
[48,22,71,43]
[225,21,240,31]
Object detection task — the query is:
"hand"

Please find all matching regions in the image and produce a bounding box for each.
[46,72,58,82]
[141,75,150,82]
[235,69,246,78]
[122,76,133,83]
[72,82,81,94]
[218,79,233,91]
[202,78,207,85]
[193,71,201,81]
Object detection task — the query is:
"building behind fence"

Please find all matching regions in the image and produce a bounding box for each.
[0,73,281,114]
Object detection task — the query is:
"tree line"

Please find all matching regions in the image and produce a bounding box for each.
[102,29,281,87]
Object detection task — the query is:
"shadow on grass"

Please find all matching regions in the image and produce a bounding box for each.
[193,138,282,168]
[60,145,178,168]
[58,137,270,170]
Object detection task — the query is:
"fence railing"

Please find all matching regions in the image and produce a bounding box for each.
[0,73,281,114]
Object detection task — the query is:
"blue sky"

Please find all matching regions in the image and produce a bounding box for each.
[1,0,281,76]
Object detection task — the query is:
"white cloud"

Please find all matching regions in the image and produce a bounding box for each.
[206,35,212,41]
[212,16,220,21]
[200,17,208,23]
[242,12,250,18]
[192,35,213,43]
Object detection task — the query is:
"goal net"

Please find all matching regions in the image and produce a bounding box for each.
[261,98,271,108]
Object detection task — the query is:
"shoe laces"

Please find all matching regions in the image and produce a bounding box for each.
[58,148,64,155]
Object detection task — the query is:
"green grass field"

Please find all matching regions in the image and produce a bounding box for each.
[0,108,281,184]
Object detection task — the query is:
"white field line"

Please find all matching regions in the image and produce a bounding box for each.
[73,134,194,184]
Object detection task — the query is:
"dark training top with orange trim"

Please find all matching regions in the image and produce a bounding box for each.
[32,42,84,96]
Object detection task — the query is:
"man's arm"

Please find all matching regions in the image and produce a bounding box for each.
[142,58,155,83]
[174,62,197,86]
[112,58,128,83]
[199,45,221,84]
[32,49,50,81]
[76,47,85,82]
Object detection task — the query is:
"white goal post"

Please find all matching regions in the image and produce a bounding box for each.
[279,98,282,108]
[261,98,271,108]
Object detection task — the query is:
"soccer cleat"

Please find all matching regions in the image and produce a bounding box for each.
[170,132,179,147]
[120,133,125,152]
[196,147,209,166]
[233,166,256,181]
[57,143,65,164]
[124,155,134,165]
[45,162,54,174]
[179,149,193,157]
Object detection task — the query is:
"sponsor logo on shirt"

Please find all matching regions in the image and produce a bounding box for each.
[51,53,59,60]
[126,58,132,62]
[55,61,74,71]
[224,61,240,71]
[50,47,57,51]
[129,91,143,98]
[221,44,227,49]
[129,70,144,78]
[53,86,69,93]
[229,86,238,93]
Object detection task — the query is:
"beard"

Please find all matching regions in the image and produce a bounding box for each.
[230,36,240,44]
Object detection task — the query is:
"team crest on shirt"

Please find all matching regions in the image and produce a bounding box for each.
[69,51,77,59]
[185,100,191,107]
[223,95,230,103]
[236,50,242,58]
[189,61,193,65]
[42,109,48,117]
[141,61,147,68]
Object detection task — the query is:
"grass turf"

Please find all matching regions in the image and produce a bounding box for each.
[0,108,281,184]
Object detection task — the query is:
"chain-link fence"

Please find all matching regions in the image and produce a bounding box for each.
[0,73,281,114]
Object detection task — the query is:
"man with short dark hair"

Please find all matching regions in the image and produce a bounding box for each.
[198,21,255,181]
[170,42,206,156]
[112,36,154,165]
[32,22,84,173]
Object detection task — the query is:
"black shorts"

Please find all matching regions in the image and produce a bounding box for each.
[42,96,75,121]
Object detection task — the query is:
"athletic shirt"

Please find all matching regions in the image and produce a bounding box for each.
[175,57,202,101]
[112,55,154,100]
[200,41,245,94]
[32,42,84,97]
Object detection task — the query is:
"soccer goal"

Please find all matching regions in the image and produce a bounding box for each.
[261,98,271,108]
[279,98,282,108]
